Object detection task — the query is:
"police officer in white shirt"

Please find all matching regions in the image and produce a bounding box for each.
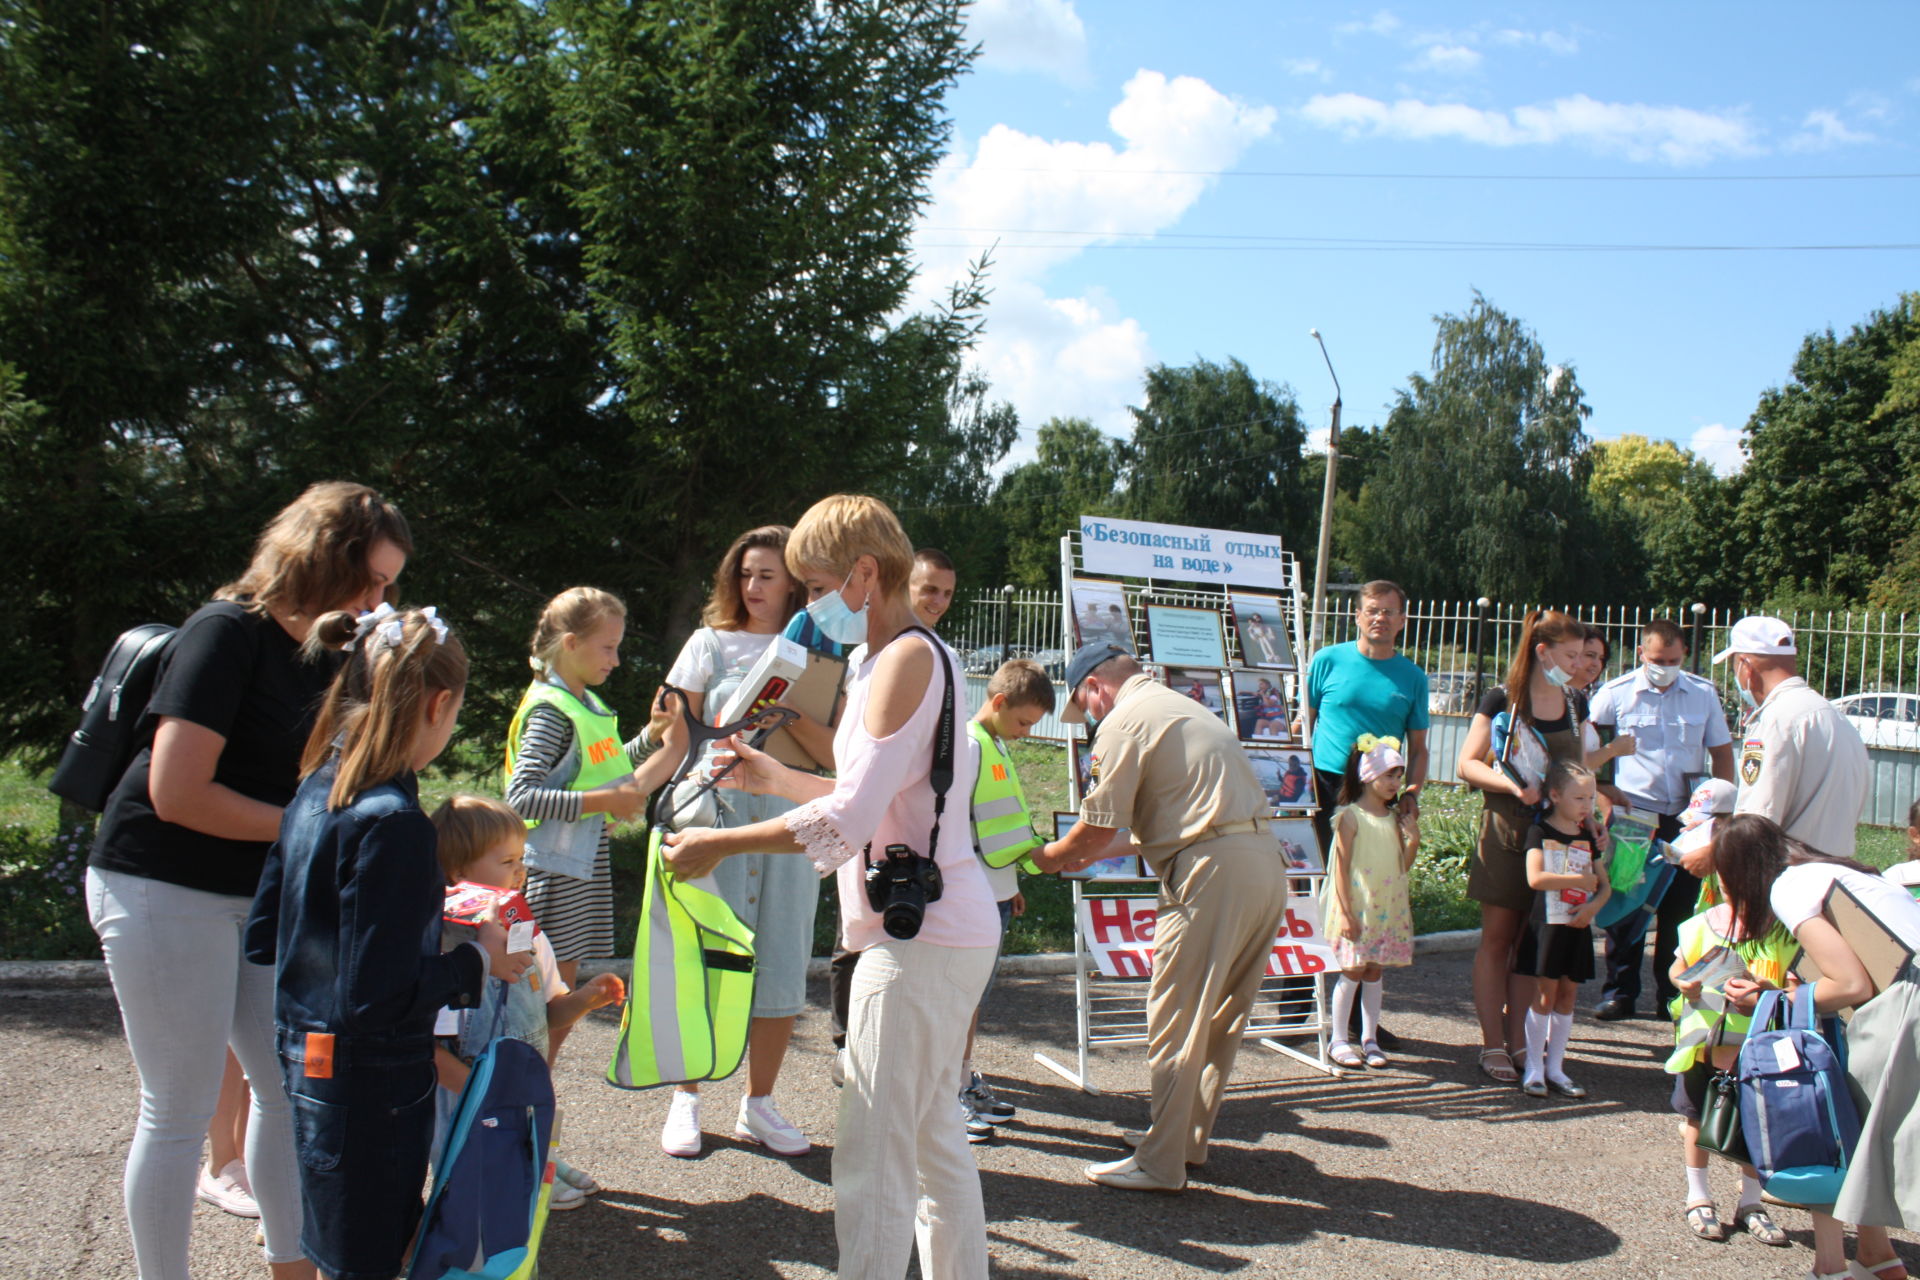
[1718,615,1869,857]
[1588,619,1736,1020]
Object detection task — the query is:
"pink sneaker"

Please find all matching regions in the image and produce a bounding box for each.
[196,1159,259,1218]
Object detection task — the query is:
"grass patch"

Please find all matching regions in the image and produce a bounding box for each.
[5,745,1910,960]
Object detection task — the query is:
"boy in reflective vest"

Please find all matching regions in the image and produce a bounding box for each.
[957,659,1055,1140]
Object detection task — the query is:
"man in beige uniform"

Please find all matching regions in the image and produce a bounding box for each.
[1035,642,1290,1192]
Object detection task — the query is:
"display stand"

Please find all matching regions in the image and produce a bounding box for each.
[1034,523,1340,1093]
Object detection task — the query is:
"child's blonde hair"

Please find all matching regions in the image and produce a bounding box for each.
[303,607,469,809]
[529,587,627,675]
[1545,758,1595,798]
[986,659,1056,713]
[430,794,526,884]
[785,495,915,598]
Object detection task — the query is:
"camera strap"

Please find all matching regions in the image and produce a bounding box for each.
[859,624,957,870]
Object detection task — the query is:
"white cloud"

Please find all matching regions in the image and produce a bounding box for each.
[1491,28,1579,55]
[914,70,1275,438]
[1299,91,1761,165]
[1410,43,1482,74]
[968,0,1089,84]
[1785,108,1876,152]
[1337,10,1402,37]
[1688,423,1746,477]
[1283,56,1334,82]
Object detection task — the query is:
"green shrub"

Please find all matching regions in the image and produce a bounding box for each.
[0,821,96,960]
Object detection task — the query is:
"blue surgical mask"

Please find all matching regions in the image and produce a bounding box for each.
[805,570,869,645]
[1543,662,1574,689]
[1736,660,1759,710]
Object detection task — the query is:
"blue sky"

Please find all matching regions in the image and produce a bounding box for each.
[910,2,1919,473]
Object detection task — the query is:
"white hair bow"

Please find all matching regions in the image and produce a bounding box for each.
[344,602,397,652]
[348,602,450,655]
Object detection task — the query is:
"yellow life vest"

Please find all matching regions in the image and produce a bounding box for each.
[968,721,1042,875]
[606,829,756,1089]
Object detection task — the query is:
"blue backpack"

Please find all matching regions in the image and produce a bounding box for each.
[1736,985,1861,1205]
[409,1037,556,1280]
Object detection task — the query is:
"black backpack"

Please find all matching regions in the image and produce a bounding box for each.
[49,623,177,811]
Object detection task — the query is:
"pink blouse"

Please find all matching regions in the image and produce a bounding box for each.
[784,633,1000,953]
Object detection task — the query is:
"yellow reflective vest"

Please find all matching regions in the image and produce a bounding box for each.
[1664,904,1795,1073]
[969,721,1042,875]
[606,829,756,1089]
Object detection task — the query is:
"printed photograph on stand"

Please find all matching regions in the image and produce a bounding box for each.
[1231,669,1293,744]
[1072,740,1096,800]
[1229,592,1296,670]
[1162,666,1230,727]
[1247,746,1316,811]
[1143,602,1228,668]
[1271,814,1325,874]
[1070,578,1135,650]
[1053,812,1142,880]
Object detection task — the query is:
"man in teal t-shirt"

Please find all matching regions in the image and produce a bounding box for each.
[1304,581,1431,862]
[1302,580,1430,1047]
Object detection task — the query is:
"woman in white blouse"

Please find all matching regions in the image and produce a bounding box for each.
[1713,815,1920,1280]
[666,494,1000,1280]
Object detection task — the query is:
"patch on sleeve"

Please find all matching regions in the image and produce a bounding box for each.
[1739,738,1764,786]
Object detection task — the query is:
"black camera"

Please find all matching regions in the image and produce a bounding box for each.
[863,843,944,940]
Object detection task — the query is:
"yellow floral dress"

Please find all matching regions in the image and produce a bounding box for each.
[1322,804,1414,967]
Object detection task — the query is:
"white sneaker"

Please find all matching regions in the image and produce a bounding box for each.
[735,1095,810,1156]
[661,1091,702,1158]
[830,1047,848,1088]
[958,1097,994,1144]
[554,1158,600,1193]
[196,1159,259,1219]
[548,1177,589,1211]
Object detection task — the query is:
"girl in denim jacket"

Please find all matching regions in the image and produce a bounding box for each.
[247,606,530,1280]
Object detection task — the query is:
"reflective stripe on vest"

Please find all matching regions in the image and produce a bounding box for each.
[505,680,630,830]
[968,722,1042,872]
[607,829,756,1089]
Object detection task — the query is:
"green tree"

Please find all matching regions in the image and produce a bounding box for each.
[1585,434,1735,604]
[1732,293,1920,602]
[991,418,1124,588]
[1351,293,1594,601]
[1120,357,1310,548]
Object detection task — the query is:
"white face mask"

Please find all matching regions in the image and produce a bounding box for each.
[1643,662,1679,689]
[1542,662,1574,689]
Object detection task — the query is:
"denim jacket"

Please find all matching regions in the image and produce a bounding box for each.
[246,760,483,1054]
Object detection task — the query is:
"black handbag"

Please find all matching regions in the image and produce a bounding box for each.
[1694,1016,1748,1164]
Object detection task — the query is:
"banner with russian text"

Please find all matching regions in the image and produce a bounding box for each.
[1075,893,1331,979]
[1078,515,1291,590]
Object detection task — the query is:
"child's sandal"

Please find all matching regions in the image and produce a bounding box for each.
[1362,1042,1389,1069]
[1732,1203,1787,1246]
[1330,1043,1365,1069]
[1850,1260,1911,1280]
[1684,1201,1727,1242]
[1477,1048,1518,1084]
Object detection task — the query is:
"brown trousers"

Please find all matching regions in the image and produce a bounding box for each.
[1135,832,1290,1184]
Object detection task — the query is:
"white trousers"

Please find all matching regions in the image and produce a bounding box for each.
[87,867,304,1276]
[835,939,996,1280]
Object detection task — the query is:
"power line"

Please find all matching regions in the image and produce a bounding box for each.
[919,235,1919,253]
[966,167,1920,183]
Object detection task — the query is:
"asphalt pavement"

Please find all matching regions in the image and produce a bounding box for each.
[2,949,1914,1279]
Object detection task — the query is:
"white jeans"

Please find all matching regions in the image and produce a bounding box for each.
[836,939,996,1280]
[87,867,303,1276]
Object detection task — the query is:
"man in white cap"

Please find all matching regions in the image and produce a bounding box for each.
[1717,615,1868,856]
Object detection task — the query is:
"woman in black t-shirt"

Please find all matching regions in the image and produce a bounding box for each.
[1454,608,1589,1086]
[85,482,410,1280]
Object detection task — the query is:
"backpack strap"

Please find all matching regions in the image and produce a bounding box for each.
[1786,980,1819,1032]
[1750,988,1785,1034]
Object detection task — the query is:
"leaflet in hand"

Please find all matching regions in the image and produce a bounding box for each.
[1677,944,1749,991]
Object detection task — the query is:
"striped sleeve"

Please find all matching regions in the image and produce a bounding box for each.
[505,704,586,824]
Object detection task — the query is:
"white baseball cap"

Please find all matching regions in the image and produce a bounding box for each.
[1711,615,1796,664]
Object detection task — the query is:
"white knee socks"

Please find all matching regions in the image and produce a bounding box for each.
[1330,976,1359,1047]
[1359,979,1384,1044]
[1546,1011,1575,1085]
[1523,1009,1549,1084]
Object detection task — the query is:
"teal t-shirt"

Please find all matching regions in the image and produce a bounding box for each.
[1305,642,1431,774]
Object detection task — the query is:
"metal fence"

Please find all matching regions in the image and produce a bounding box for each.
[938,589,1920,823]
